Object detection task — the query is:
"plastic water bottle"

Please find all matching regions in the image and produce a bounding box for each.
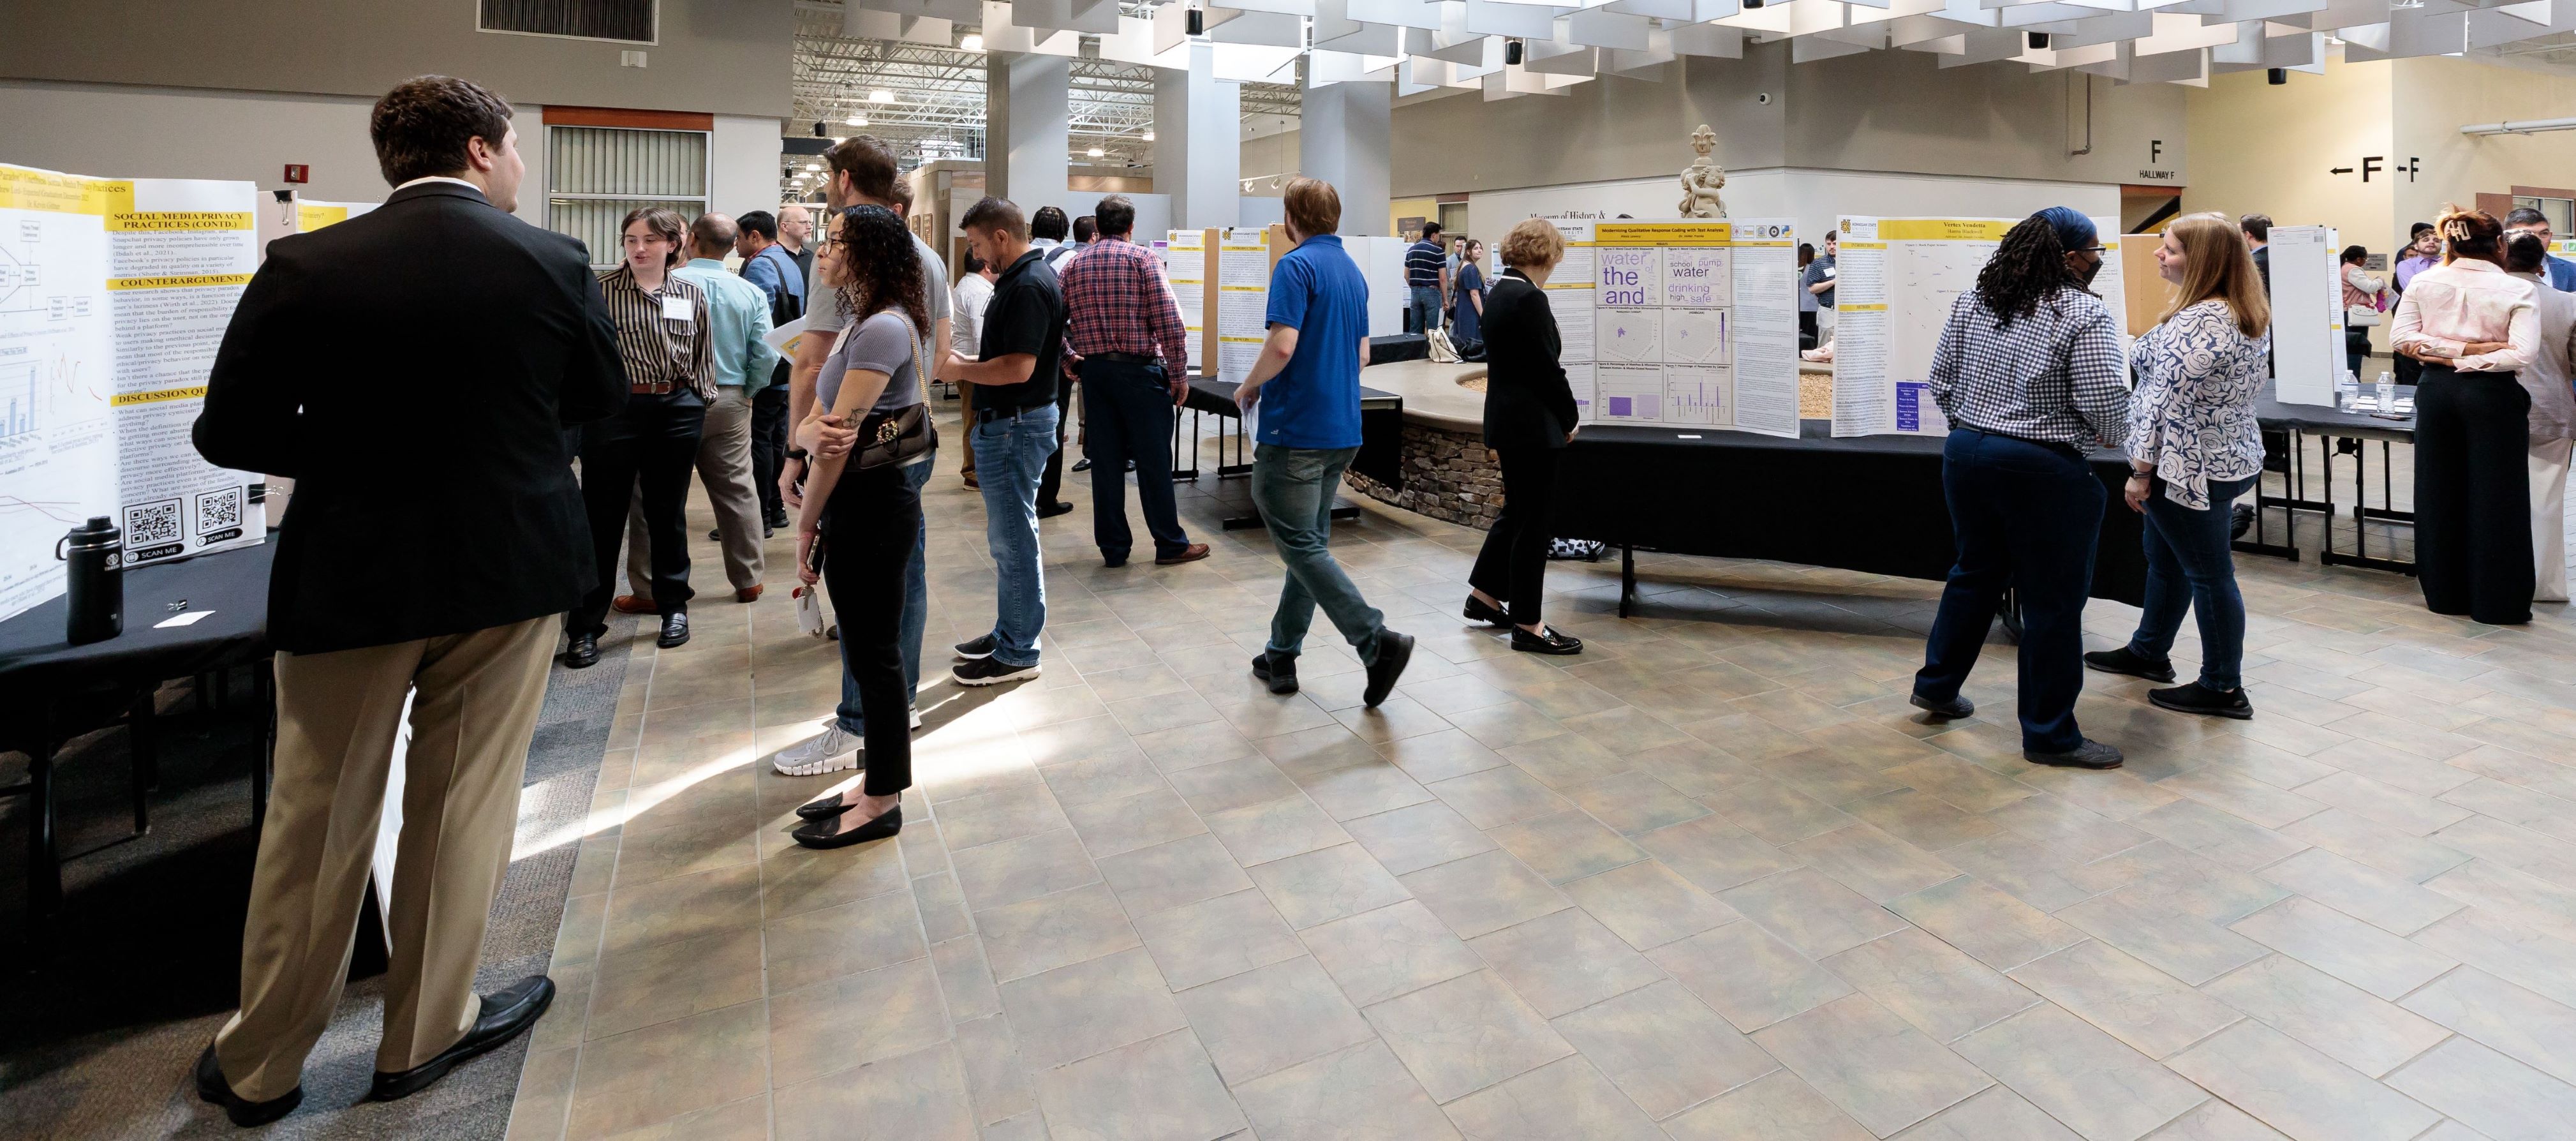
[2376,371,2398,415]
[2337,369,2360,411]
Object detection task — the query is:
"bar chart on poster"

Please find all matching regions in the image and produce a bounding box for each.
[1558,218,1800,438]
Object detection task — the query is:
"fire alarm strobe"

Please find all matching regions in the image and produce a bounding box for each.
[283,164,310,184]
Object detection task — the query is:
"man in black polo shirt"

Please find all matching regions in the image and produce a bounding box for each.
[940,197,1063,685]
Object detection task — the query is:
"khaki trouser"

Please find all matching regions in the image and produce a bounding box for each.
[211,615,558,1101]
[628,388,765,593]
[2535,437,2572,603]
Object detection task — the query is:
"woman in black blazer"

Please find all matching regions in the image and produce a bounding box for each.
[1463,219,1583,654]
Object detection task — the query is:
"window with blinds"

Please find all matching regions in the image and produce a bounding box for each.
[547,126,707,268]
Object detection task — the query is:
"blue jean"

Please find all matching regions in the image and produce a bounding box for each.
[1914,429,2106,754]
[1253,445,1386,664]
[2129,472,2256,690]
[974,403,1059,667]
[1082,357,1191,560]
[836,453,935,735]
[1409,285,1443,333]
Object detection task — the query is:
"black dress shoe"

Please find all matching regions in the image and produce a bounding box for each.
[1037,500,1076,519]
[1363,630,1415,708]
[2025,738,2125,770]
[1251,650,1299,695]
[369,976,556,1101]
[1462,595,1511,627]
[2082,646,2177,683]
[796,791,866,820]
[1510,626,1583,655]
[197,1043,301,1127]
[1072,456,1094,472]
[793,803,901,848]
[2149,682,2254,720]
[658,611,690,648]
[708,527,722,541]
[563,634,600,669]
[1909,691,1974,720]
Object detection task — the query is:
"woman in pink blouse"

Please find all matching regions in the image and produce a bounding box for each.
[2390,207,2542,624]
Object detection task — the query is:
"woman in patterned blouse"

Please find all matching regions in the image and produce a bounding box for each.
[2084,214,2270,720]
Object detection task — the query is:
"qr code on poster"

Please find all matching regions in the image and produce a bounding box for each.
[196,488,244,535]
[127,500,182,545]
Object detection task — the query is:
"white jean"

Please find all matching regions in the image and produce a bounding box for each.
[2533,438,2572,603]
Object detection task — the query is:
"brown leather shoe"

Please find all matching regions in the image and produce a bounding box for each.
[961,472,980,489]
[736,584,764,603]
[611,595,657,615]
[1155,542,1212,566]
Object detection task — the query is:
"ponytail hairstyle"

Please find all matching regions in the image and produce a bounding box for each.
[2160,212,2270,339]
[2436,205,2506,268]
[1974,216,2079,329]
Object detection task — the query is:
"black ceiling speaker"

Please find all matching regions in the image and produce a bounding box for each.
[2268,67,2289,84]
[1742,0,1763,8]
[1185,6,1204,34]
[813,121,827,137]
[2027,31,2050,50]
[1505,38,1523,64]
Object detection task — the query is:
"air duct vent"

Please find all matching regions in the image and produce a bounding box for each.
[480,0,657,44]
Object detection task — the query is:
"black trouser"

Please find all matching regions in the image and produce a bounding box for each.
[1467,445,1562,627]
[1799,311,1819,350]
[2414,364,2533,624]
[821,462,922,795]
[751,371,790,523]
[2345,327,2372,382]
[2395,351,2424,388]
[1914,429,2103,753]
[570,394,706,636]
[1083,357,1191,559]
[1035,378,1080,506]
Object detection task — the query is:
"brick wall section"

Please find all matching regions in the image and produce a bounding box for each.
[1344,422,1504,530]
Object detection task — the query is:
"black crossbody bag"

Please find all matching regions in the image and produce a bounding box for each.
[854,309,938,470]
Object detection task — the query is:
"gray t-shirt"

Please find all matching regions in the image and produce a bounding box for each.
[818,310,926,419]
[807,231,951,336]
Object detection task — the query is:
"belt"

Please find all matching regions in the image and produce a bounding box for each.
[975,403,1049,424]
[1086,352,1158,365]
[630,380,676,395]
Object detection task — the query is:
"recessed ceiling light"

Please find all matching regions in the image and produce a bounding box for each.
[961,34,984,52]
[1087,147,1106,157]
[845,114,866,125]
[870,89,896,103]
[1143,130,1156,141]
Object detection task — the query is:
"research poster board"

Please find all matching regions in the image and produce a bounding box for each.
[1831,215,2126,438]
[2269,225,2343,408]
[1160,228,1208,374]
[1216,228,1270,385]
[1,163,263,625]
[1554,218,1803,439]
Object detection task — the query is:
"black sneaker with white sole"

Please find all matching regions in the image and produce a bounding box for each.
[952,657,1040,686]
[2149,682,2254,720]
[2082,646,2177,683]
[954,634,996,660]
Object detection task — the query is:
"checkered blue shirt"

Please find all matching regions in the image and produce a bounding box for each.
[1928,286,2129,449]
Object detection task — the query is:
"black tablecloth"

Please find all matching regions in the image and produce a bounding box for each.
[1549,420,2148,606]
[0,542,274,711]
[2256,383,2416,442]
[1368,334,1428,364]
[1183,378,1407,489]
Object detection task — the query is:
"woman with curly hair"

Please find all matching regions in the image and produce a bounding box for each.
[1909,207,2131,770]
[2392,207,2540,624]
[778,205,936,846]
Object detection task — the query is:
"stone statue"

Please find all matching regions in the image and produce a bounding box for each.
[1678,124,1727,219]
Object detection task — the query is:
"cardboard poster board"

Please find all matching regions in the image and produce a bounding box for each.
[1547,218,1804,439]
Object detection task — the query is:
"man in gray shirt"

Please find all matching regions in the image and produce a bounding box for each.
[769,135,953,777]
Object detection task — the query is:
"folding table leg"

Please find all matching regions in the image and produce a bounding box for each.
[26,731,61,955]
[129,689,154,834]
[1620,545,1636,619]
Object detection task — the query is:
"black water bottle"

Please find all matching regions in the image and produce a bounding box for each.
[59,516,124,645]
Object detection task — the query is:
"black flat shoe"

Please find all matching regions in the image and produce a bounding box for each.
[1037,500,1076,519]
[1072,457,1094,472]
[1252,650,1299,695]
[2025,738,2124,770]
[2083,647,2176,683]
[1510,626,1583,655]
[1363,630,1415,708]
[658,611,690,648]
[2149,682,2254,720]
[197,1043,301,1127]
[794,804,901,848]
[796,791,863,820]
[563,634,600,669]
[1909,691,1974,720]
[1462,595,1511,627]
[369,976,556,1101]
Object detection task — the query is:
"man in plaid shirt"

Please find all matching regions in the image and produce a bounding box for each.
[1058,195,1211,567]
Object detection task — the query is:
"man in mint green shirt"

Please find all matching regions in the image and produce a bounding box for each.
[614,213,780,609]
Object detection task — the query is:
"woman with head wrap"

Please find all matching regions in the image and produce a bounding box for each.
[1909,207,2132,770]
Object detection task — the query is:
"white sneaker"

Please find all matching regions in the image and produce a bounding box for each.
[773,722,861,777]
[910,706,923,730]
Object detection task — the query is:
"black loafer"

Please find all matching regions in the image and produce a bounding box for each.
[793,804,901,848]
[658,611,690,648]
[1363,630,1415,708]
[563,634,600,669]
[196,1043,301,1127]
[1511,626,1583,655]
[796,791,863,820]
[369,976,556,1101]
[1462,595,1511,627]
[1037,500,1076,519]
[2149,682,2254,720]
[2025,738,2124,770]
[2082,647,2177,683]
[1909,691,1974,720]
[1252,650,1299,695]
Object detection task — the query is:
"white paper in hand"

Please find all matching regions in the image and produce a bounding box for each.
[794,584,828,638]
[764,315,809,354]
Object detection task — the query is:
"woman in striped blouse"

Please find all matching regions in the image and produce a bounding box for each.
[2392,207,2540,625]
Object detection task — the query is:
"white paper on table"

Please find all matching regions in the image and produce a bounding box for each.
[153,609,216,628]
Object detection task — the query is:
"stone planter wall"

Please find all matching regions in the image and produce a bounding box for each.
[1344,421,1504,530]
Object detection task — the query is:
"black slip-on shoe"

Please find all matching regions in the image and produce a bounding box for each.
[563,634,600,669]
[952,657,1041,686]
[1909,691,1974,720]
[1511,627,1583,655]
[369,976,556,1102]
[2082,646,2177,683]
[656,611,690,649]
[2149,682,2255,720]
[793,804,901,848]
[1071,457,1094,472]
[1363,630,1415,708]
[1252,650,1299,695]
[1037,500,1076,519]
[1462,595,1511,627]
[2025,738,2125,770]
[954,634,996,660]
[196,1043,301,1127]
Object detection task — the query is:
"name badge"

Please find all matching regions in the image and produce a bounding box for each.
[661,295,692,322]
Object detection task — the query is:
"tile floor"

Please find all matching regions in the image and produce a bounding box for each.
[501,406,2576,1141]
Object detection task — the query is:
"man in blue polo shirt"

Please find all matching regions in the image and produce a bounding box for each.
[1236,177,1414,708]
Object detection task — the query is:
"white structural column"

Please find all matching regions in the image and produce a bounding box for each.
[1153,43,1240,230]
[986,50,1070,207]
[1299,77,1391,235]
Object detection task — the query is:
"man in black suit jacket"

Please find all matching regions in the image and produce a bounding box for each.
[189,75,624,1127]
